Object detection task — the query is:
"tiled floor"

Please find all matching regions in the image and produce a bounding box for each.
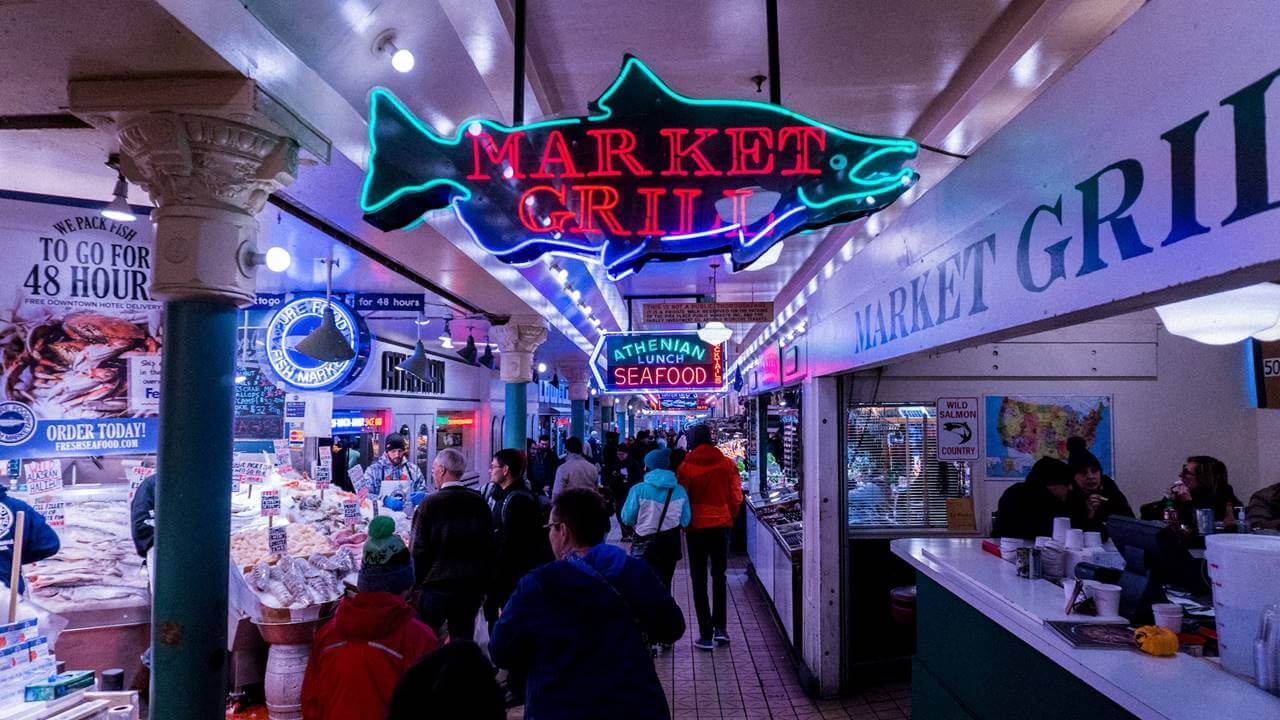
[656,555,911,720]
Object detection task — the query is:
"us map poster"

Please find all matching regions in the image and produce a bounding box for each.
[983,395,1113,479]
[0,195,161,460]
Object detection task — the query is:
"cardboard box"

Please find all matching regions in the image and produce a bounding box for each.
[24,671,94,702]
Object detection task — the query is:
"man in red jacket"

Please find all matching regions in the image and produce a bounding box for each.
[676,424,744,651]
[301,516,438,719]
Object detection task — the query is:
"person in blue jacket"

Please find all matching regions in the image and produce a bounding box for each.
[0,484,61,592]
[621,448,691,594]
[489,488,684,720]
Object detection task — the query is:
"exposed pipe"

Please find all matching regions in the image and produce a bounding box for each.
[513,0,526,124]
[766,0,781,105]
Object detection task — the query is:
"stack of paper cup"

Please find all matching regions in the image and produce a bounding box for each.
[1083,531,1103,549]
[1065,528,1084,550]
[1052,517,1072,545]
[999,537,1027,563]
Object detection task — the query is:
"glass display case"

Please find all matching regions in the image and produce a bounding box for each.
[844,403,972,532]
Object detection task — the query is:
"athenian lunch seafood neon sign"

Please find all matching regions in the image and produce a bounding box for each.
[590,331,723,394]
[361,56,918,279]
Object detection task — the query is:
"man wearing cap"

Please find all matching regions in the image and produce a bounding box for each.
[366,433,426,511]
[994,456,1075,540]
[1065,436,1133,534]
[301,516,438,720]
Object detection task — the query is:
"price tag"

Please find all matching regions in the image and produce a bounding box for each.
[350,465,368,500]
[313,459,332,489]
[268,525,288,555]
[31,497,64,528]
[126,466,156,502]
[342,498,361,525]
[21,460,63,495]
[273,439,292,472]
[240,462,267,485]
[260,489,281,517]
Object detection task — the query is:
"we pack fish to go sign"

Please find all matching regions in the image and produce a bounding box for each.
[361,56,918,279]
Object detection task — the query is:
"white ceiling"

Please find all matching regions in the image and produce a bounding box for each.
[0,0,1145,370]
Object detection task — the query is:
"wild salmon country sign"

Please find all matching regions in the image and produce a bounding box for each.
[361,56,918,279]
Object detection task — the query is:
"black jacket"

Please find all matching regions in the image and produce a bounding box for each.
[485,482,553,620]
[1067,475,1135,533]
[130,475,157,557]
[993,457,1072,540]
[411,484,494,589]
[490,543,684,720]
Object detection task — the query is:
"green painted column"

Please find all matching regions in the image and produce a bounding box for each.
[494,318,547,452]
[152,301,236,718]
[504,380,528,451]
[570,399,586,439]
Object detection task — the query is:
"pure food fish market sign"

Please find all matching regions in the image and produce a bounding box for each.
[361,56,917,279]
[591,332,724,394]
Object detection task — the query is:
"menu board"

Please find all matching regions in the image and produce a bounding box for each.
[233,365,286,440]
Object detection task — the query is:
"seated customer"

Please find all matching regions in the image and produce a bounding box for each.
[1065,437,1133,534]
[489,488,685,720]
[993,457,1073,539]
[1246,481,1280,530]
[1140,455,1243,526]
[301,517,438,720]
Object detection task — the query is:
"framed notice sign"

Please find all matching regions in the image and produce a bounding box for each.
[936,397,979,462]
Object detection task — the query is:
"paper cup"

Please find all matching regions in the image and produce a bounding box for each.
[1083,531,1103,548]
[1151,603,1183,631]
[1086,581,1122,617]
[1052,517,1071,544]
[1065,528,1085,550]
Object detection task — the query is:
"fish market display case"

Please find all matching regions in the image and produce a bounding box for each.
[744,490,803,653]
[25,483,152,692]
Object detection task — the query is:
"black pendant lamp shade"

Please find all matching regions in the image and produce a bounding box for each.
[295,306,356,362]
[397,339,432,381]
[295,257,355,363]
[479,341,495,369]
[457,330,478,365]
[550,371,561,389]
[732,366,744,392]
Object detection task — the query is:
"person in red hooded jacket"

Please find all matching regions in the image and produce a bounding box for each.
[301,516,437,720]
[676,424,743,652]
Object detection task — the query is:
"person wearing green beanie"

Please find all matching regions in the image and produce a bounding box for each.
[301,517,437,720]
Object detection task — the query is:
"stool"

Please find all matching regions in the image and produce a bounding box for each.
[889,585,917,625]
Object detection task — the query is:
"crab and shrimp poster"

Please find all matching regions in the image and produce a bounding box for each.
[0,194,161,460]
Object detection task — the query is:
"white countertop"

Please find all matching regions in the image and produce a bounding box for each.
[891,538,1280,720]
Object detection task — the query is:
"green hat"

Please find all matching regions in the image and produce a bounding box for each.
[358,516,414,594]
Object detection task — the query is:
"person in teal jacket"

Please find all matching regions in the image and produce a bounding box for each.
[621,449,690,594]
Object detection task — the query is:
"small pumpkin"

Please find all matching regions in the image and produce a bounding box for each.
[1134,625,1179,656]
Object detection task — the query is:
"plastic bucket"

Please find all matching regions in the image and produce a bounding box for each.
[1204,534,1280,677]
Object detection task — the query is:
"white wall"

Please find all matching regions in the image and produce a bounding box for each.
[859,312,1267,533]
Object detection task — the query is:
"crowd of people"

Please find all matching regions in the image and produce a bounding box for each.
[301,423,744,720]
[991,436,1276,539]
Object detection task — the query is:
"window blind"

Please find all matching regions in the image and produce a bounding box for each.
[845,404,969,529]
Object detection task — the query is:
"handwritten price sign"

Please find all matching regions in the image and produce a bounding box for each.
[260,489,281,517]
[313,459,332,489]
[342,498,361,525]
[22,460,63,495]
[268,525,288,555]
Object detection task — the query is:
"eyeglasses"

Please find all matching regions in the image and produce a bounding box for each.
[543,520,564,531]
[1179,468,1195,478]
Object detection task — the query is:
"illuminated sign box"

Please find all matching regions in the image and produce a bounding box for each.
[649,393,712,412]
[591,331,723,394]
[362,56,917,279]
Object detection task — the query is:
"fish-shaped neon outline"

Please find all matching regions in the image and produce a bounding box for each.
[361,56,919,279]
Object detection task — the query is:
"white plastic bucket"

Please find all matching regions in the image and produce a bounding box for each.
[1204,534,1280,677]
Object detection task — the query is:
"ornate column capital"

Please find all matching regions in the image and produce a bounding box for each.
[69,79,302,306]
[492,318,548,384]
[561,364,592,402]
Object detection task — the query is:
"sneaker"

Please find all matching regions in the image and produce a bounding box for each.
[693,637,715,651]
[713,629,730,645]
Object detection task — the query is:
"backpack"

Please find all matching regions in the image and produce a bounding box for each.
[500,485,551,528]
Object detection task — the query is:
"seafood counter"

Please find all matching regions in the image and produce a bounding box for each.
[25,487,149,620]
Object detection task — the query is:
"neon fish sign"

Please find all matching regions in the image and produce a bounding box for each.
[361,56,918,279]
[590,331,724,394]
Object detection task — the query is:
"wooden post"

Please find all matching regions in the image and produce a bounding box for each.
[8,510,25,623]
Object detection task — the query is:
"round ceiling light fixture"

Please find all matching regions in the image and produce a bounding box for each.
[374,30,415,73]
